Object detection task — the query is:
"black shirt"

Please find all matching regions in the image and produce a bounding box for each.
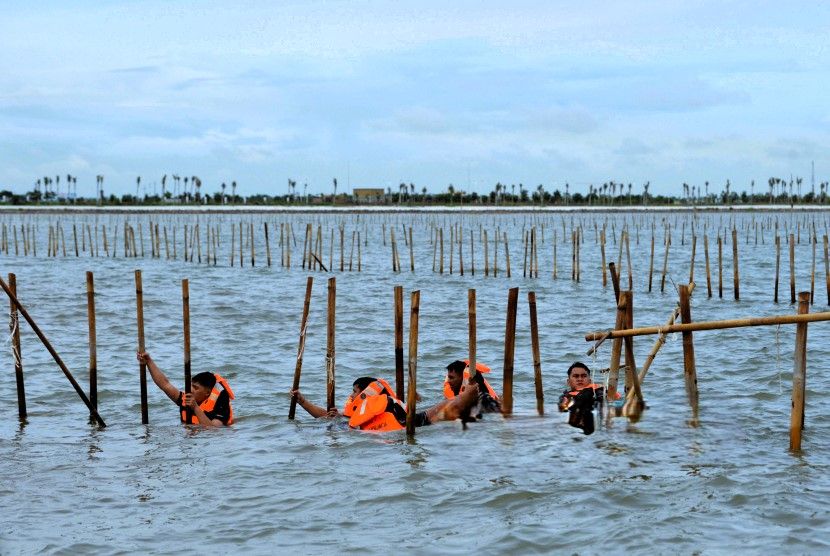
[176,390,231,425]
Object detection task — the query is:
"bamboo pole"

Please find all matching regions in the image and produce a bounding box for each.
[718,235,723,298]
[439,228,444,274]
[648,230,654,292]
[348,230,355,271]
[135,270,148,424]
[606,287,626,402]
[789,233,796,304]
[824,235,829,305]
[326,277,336,411]
[182,279,192,424]
[789,291,810,451]
[584,308,830,340]
[406,290,420,436]
[288,277,314,419]
[811,231,816,304]
[678,284,699,422]
[624,230,631,289]
[528,291,544,415]
[265,223,271,267]
[501,287,518,416]
[394,285,405,400]
[484,229,489,276]
[621,291,644,419]
[9,274,26,420]
[357,231,362,271]
[704,234,712,298]
[86,272,98,418]
[468,288,477,383]
[504,232,511,278]
[0,275,105,427]
[409,227,415,272]
[689,234,696,284]
[732,228,740,300]
[775,234,781,302]
[661,230,670,293]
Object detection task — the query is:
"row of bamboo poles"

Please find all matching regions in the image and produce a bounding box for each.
[4,213,830,306]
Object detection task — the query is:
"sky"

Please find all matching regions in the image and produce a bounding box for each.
[0,1,828,198]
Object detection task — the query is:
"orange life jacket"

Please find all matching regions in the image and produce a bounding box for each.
[181,373,235,425]
[342,378,405,432]
[443,361,499,400]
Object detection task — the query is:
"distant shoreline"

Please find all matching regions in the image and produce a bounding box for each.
[0,204,828,214]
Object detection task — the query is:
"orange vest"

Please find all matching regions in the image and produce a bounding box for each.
[181,373,235,425]
[343,379,405,432]
[443,361,499,400]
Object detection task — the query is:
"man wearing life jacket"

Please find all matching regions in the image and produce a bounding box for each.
[291,374,482,432]
[138,351,235,426]
[557,361,609,435]
[444,360,501,418]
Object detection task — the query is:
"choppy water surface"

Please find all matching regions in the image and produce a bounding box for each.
[1,209,829,555]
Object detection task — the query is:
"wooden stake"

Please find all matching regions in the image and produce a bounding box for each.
[182,279,192,423]
[468,288,477,382]
[789,291,809,451]
[135,270,148,424]
[678,284,698,422]
[86,272,98,417]
[394,285,405,400]
[704,234,712,298]
[288,277,313,419]
[8,273,26,420]
[405,290,420,436]
[789,233,796,304]
[661,230,671,293]
[718,235,723,298]
[732,228,740,300]
[326,277,336,411]
[501,287,518,416]
[528,291,544,415]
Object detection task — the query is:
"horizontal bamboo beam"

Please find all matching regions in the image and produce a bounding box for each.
[585,311,830,341]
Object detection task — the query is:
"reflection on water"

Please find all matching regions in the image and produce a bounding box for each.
[1,210,829,553]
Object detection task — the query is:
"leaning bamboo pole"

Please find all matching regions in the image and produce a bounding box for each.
[288,277,313,420]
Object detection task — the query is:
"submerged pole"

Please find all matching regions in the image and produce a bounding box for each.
[501,287,519,416]
[326,277,336,411]
[8,273,26,420]
[394,285,405,400]
[528,291,544,415]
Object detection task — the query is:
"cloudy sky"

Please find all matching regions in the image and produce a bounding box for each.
[1,1,828,197]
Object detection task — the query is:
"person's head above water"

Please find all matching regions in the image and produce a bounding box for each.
[191,371,216,404]
[566,362,591,391]
[352,376,378,395]
[446,360,467,394]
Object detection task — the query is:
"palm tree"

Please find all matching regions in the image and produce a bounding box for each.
[136,176,141,199]
[643,182,650,206]
[232,181,237,202]
[333,178,338,200]
[565,183,570,205]
[447,184,455,205]
[161,175,167,199]
[536,184,544,206]
[421,186,427,202]
[303,182,308,203]
[221,182,226,204]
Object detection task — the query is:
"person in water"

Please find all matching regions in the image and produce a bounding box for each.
[291,373,485,432]
[443,360,501,417]
[138,351,235,426]
[558,361,605,435]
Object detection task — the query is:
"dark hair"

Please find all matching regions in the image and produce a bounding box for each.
[352,377,377,392]
[567,362,590,377]
[446,360,466,375]
[192,372,217,389]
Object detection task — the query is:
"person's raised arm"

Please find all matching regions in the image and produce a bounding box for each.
[290,389,338,419]
[137,351,180,403]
